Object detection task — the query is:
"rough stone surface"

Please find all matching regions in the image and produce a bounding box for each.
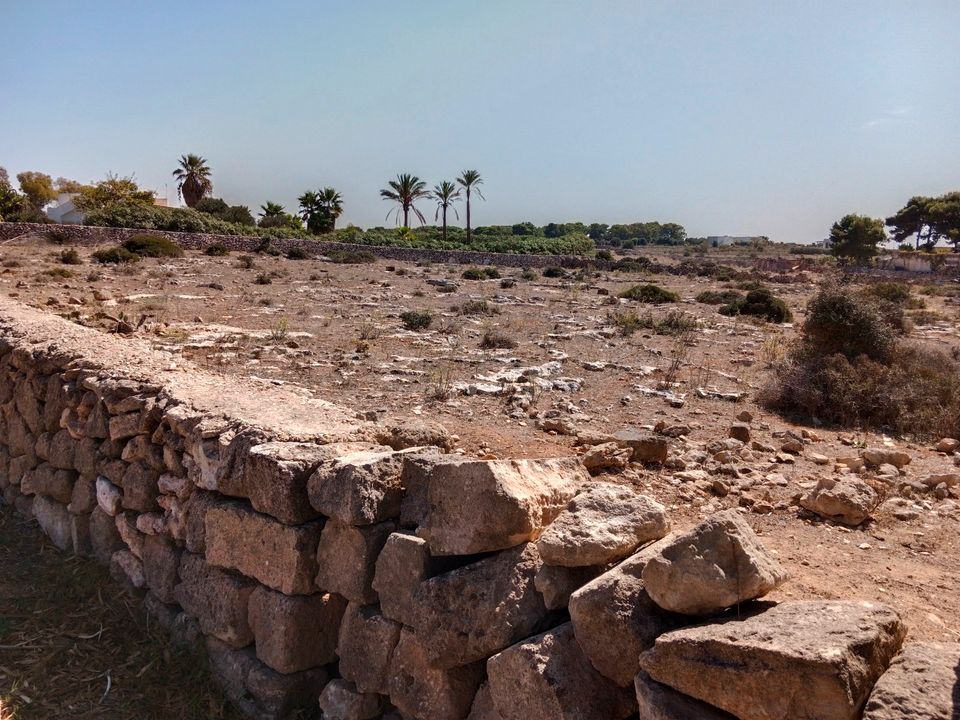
[580,441,632,472]
[419,457,587,555]
[337,603,402,695]
[318,679,383,720]
[612,428,669,463]
[314,519,395,603]
[641,510,788,616]
[372,532,431,626]
[387,627,485,720]
[381,418,454,451]
[569,536,684,687]
[487,623,635,720]
[534,564,605,610]
[231,441,379,524]
[862,641,960,720]
[32,494,73,551]
[307,448,411,525]
[634,670,735,720]
[205,501,322,595]
[536,483,669,566]
[89,505,125,565]
[205,636,329,720]
[862,447,911,469]
[248,585,346,674]
[640,600,907,720]
[141,534,180,604]
[800,477,879,526]
[413,543,549,669]
[175,552,256,647]
[398,453,469,529]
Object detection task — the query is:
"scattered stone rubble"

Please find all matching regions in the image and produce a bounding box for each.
[0,298,954,719]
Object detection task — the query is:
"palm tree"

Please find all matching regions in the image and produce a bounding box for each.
[298,190,325,233]
[456,170,485,244]
[172,154,213,208]
[259,201,285,219]
[432,181,461,242]
[380,174,431,228]
[317,187,344,231]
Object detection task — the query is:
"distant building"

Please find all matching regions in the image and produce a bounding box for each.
[45,193,84,224]
[706,235,766,247]
[46,192,169,224]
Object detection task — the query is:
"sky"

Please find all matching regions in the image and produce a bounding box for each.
[1,0,958,243]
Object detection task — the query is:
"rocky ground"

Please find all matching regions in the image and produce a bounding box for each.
[1,232,959,649]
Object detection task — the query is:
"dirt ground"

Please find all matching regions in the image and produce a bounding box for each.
[1,234,959,714]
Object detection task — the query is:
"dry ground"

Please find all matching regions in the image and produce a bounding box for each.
[1,234,959,714]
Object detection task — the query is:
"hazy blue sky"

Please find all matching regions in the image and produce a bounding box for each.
[2,1,958,242]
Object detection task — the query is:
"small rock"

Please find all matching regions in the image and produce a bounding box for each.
[934,437,958,454]
[862,447,911,469]
[728,424,750,443]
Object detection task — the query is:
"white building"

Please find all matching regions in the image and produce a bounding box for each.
[707,235,765,247]
[45,193,85,224]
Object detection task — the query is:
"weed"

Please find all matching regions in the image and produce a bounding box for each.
[480,328,517,349]
[123,234,184,258]
[619,283,679,303]
[59,248,82,265]
[400,310,432,331]
[329,250,376,264]
[456,300,500,316]
[254,272,273,285]
[92,247,140,264]
[204,243,230,256]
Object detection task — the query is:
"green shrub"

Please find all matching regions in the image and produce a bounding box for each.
[719,288,792,323]
[595,249,613,261]
[328,250,376,264]
[59,249,82,265]
[286,246,309,260]
[122,234,184,258]
[500,278,516,289]
[520,268,538,281]
[696,289,742,305]
[543,267,567,278]
[256,239,282,256]
[480,328,517,349]
[254,272,273,285]
[42,267,74,278]
[619,284,679,303]
[456,300,500,316]
[45,227,72,245]
[400,310,432,331]
[237,255,256,269]
[204,243,229,256]
[861,282,911,305]
[801,284,898,362]
[92,246,140,264]
[461,267,499,280]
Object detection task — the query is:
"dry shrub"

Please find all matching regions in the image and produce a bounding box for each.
[762,282,960,437]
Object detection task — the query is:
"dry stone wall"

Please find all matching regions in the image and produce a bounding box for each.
[0,297,952,720]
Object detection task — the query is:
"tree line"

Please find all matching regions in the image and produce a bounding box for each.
[830,191,960,263]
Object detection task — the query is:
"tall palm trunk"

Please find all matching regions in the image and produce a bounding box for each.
[403,204,410,228]
[442,206,448,242]
[465,188,471,243]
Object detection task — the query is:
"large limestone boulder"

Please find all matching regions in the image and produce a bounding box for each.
[862,642,960,720]
[535,483,668,567]
[412,543,548,669]
[640,600,907,720]
[611,428,669,463]
[569,536,684,687]
[419,458,586,555]
[800,477,879,526]
[641,509,788,616]
[862,447,911,469]
[486,623,635,720]
[634,671,735,720]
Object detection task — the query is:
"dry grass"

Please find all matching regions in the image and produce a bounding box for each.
[0,507,244,720]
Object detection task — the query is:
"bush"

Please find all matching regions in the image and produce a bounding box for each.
[45,227,73,245]
[462,267,500,280]
[761,282,960,437]
[204,243,229,256]
[400,310,432,331]
[861,282,911,305]
[619,284,679,303]
[254,272,273,285]
[92,247,139,264]
[59,249,82,265]
[456,300,499,316]
[480,328,517,349]
[718,288,792,323]
[520,268,538,281]
[543,267,567,278]
[237,255,256,269]
[122,234,184,258]
[595,249,613,261]
[328,251,375,264]
[43,267,73,278]
[256,239,282,256]
[696,289,742,305]
[500,278,516,289]
[801,284,898,362]
[286,246,309,260]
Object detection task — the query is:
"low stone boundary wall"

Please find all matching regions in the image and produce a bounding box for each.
[0,221,594,269]
[0,298,950,720]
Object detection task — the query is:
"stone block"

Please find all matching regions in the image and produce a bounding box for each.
[89,506,125,565]
[141,534,180,605]
[307,447,410,525]
[315,519,395,603]
[634,670,735,720]
[248,585,346,674]
[32,493,73,551]
[120,461,160,512]
[337,602,402,695]
[318,679,383,720]
[419,457,586,555]
[67,474,96,514]
[205,501,322,595]
[862,641,960,720]
[487,623,635,720]
[387,627,484,720]
[175,551,256,647]
[96,476,122,516]
[534,564,605,610]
